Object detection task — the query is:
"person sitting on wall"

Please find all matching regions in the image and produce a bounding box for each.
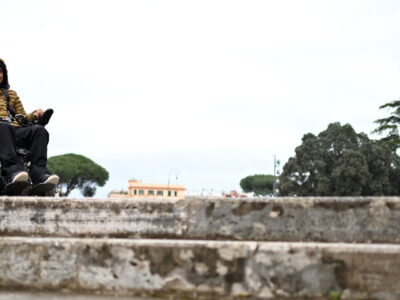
[0,58,59,190]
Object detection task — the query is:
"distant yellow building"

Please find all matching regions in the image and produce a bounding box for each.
[108,180,186,200]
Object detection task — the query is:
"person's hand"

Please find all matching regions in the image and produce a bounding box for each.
[34,109,44,118]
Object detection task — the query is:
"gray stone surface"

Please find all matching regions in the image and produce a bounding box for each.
[0,197,184,239]
[0,237,399,299]
[0,196,400,243]
[0,292,155,300]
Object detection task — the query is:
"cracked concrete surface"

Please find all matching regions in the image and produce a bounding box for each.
[0,197,400,243]
[1,196,399,299]
[0,238,399,299]
[0,292,155,300]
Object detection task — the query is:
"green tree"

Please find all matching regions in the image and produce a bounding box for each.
[279,122,400,196]
[48,153,109,197]
[373,100,400,152]
[240,174,274,196]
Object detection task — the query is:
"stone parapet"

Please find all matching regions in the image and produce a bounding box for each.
[0,197,184,239]
[0,237,399,299]
[0,196,399,243]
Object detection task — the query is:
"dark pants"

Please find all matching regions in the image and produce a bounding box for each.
[0,122,49,183]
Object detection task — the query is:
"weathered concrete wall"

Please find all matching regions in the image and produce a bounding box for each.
[0,196,399,243]
[0,197,184,239]
[0,237,399,299]
[186,196,400,243]
[0,291,154,299]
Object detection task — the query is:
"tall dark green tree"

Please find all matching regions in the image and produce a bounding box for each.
[48,153,109,197]
[240,174,274,196]
[373,100,400,152]
[279,122,400,196]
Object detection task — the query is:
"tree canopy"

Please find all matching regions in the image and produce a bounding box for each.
[240,174,274,196]
[279,122,400,196]
[373,99,400,152]
[48,153,109,197]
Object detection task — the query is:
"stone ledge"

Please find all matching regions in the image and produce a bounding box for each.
[0,196,400,243]
[0,291,153,300]
[0,237,399,299]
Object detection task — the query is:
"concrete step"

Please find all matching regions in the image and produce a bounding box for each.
[0,196,399,243]
[0,237,399,299]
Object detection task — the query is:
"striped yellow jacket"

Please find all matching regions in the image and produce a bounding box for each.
[0,89,36,127]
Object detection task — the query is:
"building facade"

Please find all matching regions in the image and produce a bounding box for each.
[109,180,186,200]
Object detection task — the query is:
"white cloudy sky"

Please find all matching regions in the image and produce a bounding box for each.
[1,0,400,196]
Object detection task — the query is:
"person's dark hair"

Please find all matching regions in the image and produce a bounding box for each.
[0,59,10,89]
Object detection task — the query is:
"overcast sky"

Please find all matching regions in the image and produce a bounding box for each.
[2,0,400,196]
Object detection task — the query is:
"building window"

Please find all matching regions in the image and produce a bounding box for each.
[138,190,144,195]
[134,189,137,195]
[174,191,178,197]
[157,190,163,196]
[148,190,155,196]
[168,191,171,197]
